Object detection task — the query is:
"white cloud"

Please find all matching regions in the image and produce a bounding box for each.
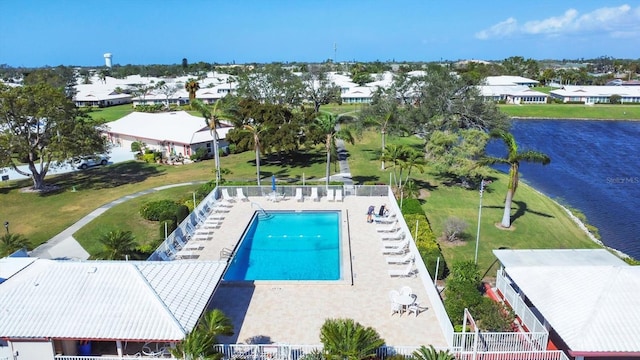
[474,17,518,40]
[476,4,640,40]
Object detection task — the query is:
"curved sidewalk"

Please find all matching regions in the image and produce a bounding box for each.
[30,181,207,260]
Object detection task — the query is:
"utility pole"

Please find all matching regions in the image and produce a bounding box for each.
[474,180,490,265]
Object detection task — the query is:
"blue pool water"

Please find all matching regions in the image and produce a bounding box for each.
[223,211,341,281]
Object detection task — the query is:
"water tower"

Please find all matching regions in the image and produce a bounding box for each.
[103,53,112,68]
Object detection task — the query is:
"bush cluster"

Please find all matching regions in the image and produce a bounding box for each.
[444,261,514,331]
[140,200,189,238]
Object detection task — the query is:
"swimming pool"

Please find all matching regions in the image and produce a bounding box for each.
[223,211,341,281]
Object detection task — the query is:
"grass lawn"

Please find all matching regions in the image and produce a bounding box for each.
[345,130,601,275]
[1,107,609,268]
[74,184,202,257]
[85,104,134,122]
[498,104,640,120]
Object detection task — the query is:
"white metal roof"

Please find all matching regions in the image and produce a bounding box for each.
[551,85,640,98]
[483,75,539,86]
[0,259,226,341]
[0,257,36,284]
[493,249,627,268]
[105,111,222,145]
[494,249,640,354]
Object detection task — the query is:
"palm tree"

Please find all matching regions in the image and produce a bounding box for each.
[0,233,31,257]
[319,318,384,360]
[412,345,455,360]
[185,78,200,102]
[98,230,136,260]
[191,99,235,186]
[170,309,233,360]
[363,112,395,170]
[483,130,550,228]
[315,113,354,189]
[243,122,270,186]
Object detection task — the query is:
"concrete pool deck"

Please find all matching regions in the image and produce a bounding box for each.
[185,194,449,347]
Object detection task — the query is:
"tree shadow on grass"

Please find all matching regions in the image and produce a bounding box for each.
[485,200,554,226]
[262,151,325,169]
[38,161,165,197]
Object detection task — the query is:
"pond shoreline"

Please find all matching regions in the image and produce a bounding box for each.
[511,116,640,121]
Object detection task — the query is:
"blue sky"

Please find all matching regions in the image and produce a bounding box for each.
[2,1,640,67]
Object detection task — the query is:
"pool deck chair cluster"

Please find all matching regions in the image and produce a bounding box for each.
[370,208,415,277]
[173,194,236,259]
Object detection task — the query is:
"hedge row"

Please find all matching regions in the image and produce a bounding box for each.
[401,198,448,279]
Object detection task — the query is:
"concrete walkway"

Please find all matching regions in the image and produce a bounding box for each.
[30,181,207,260]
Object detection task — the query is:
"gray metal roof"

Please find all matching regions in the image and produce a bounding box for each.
[494,249,640,354]
[0,259,226,341]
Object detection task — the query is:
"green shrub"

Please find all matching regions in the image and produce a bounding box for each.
[403,213,448,279]
[142,153,155,163]
[475,297,515,332]
[176,204,189,224]
[140,200,181,221]
[444,261,483,324]
[401,198,423,214]
[190,147,208,161]
[159,219,177,239]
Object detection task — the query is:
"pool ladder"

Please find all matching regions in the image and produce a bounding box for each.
[220,247,233,260]
[251,202,272,219]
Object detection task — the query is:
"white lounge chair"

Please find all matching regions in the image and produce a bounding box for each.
[310,187,320,202]
[326,189,335,202]
[201,221,222,229]
[388,263,416,277]
[184,241,205,251]
[236,188,249,202]
[386,252,414,264]
[374,216,396,224]
[295,188,303,202]
[335,189,343,202]
[382,238,409,250]
[382,242,408,255]
[221,188,236,202]
[380,231,405,241]
[377,220,400,233]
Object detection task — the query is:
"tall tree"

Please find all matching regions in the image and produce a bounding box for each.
[184,78,200,102]
[425,129,490,186]
[191,99,235,185]
[155,80,180,109]
[0,84,108,190]
[243,122,269,186]
[98,230,136,260]
[235,64,303,106]
[0,233,31,257]
[483,130,550,228]
[301,64,341,113]
[315,113,354,189]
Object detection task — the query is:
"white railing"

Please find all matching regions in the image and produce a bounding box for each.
[452,331,548,353]
[213,344,322,360]
[211,344,569,360]
[496,269,548,336]
[455,350,570,360]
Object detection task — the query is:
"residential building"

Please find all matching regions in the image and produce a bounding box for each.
[0,258,225,359]
[103,111,233,158]
[493,249,640,359]
[550,85,640,104]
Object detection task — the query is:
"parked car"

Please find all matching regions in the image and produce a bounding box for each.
[73,155,110,170]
